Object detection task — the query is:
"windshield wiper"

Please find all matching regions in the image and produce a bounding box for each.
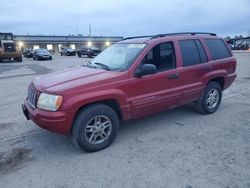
[94,62,110,70]
[81,61,94,68]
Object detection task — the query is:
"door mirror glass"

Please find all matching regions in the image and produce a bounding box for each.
[135,64,157,77]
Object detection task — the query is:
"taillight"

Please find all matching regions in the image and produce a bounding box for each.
[231,60,237,73]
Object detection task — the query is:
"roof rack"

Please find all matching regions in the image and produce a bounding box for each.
[152,32,217,38]
[122,32,217,40]
[122,35,153,40]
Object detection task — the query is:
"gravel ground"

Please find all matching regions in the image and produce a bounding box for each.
[0,53,249,188]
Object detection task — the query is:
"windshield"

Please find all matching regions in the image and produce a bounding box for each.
[90,43,146,71]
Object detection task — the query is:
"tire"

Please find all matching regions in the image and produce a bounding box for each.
[49,56,52,60]
[78,53,81,58]
[72,104,119,152]
[16,56,22,62]
[195,81,222,114]
[60,53,63,56]
[67,52,70,56]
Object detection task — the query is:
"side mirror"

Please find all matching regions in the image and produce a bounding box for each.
[135,64,157,77]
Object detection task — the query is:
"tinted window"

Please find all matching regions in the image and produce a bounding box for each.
[195,40,207,63]
[179,40,200,67]
[205,39,231,60]
[142,42,176,71]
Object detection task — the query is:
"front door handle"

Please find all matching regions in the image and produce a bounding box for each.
[167,73,179,79]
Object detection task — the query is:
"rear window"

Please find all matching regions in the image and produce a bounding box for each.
[205,39,231,60]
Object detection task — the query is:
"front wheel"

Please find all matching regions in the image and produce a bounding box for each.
[195,82,222,114]
[87,53,92,58]
[16,56,22,62]
[72,104,119,152]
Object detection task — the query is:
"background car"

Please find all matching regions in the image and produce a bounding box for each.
[33,49,52,60]
[77,47,101,58]
[60,47,76,56]
[23,48,33,58]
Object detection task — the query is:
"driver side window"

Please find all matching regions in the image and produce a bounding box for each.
[143,42,176,72]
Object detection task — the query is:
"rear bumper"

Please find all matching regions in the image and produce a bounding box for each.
[67,52,76,56]
[224,73,237,90]
[26,54,33,58]
[22,99,75,134]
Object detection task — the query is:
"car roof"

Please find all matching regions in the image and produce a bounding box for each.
[118,32,221,44]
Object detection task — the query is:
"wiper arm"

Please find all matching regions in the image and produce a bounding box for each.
[94,62,110,70]
[81,61,93,68]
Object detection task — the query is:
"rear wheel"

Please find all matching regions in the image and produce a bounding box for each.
[78,53,81,58]
[72,104,119,152]
[195,82,222,114]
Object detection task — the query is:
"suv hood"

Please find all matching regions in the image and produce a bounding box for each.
[33,66,122,93]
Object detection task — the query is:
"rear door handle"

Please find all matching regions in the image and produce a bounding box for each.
[167,73,179,79]
[202,65,212,71]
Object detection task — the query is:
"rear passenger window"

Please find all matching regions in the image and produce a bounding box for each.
[179,40,200,67]
[195,40,207,63]
[205,39,231,60]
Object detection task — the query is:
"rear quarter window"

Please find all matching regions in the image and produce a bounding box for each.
[205,39,232,60]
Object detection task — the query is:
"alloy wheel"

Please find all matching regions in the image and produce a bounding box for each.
[84,115,112,144]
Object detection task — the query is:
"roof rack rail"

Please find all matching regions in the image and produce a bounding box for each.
[122,35,153,40]
[152,32,217,38]
[122,32,217,41]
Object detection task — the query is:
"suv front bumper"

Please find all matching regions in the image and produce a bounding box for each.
[22,99,75,134]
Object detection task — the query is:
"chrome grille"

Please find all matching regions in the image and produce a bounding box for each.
[27,87,38,109]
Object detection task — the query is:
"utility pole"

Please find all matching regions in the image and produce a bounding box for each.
[89,24,92,37]
[88,24,92,48]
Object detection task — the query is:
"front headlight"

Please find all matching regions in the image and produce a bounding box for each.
[37,93,63,111]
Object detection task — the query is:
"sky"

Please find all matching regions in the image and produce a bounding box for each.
[0,0,250,37]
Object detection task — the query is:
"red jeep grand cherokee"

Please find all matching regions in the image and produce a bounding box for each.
[22,32,237,152]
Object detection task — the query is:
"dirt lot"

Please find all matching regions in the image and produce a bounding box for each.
[0,53,249,188]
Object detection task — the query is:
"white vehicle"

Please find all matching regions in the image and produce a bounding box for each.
[60,46,76,56]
